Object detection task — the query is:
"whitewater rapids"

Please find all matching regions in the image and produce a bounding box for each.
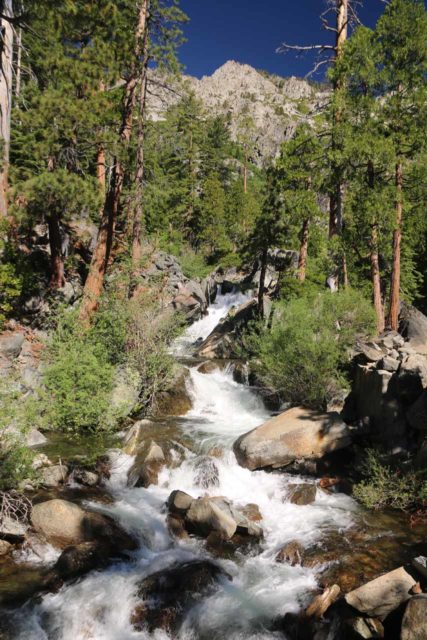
[9,291,357,640]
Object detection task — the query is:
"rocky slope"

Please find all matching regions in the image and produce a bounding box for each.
[147,60,329,162]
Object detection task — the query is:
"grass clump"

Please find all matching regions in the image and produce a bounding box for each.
[248,288,375,410]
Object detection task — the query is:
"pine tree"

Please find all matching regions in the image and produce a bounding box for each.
[375,0,427,330]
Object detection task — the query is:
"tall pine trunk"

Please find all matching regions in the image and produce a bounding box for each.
[297,218,310,282]
[387,161,403,331]
[79,2,149,324]
[258,247,268,318]
[96,146,106,193]
[47,212,65,289]
[367,161,384,334]
[131,0,150,278]
[329,0,348,238]
[0,0,14,217]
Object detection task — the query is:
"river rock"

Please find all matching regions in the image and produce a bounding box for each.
[128,441,165,488]
[30,499,137,551]
[72,468,99,487]
[186,497,237,539]
[0,540,13,556]
[40,463,68,487]
[275,540,303,565]
[342,616,384,639]
[345,567,416,620]
[131,560,230,633]
[400,594,427,640]
[26,429,48,447]
[287,483,317,505]
[122,419,152,455]
[167,489,194,514]
[53,541,109,580]
[233,406,351,471]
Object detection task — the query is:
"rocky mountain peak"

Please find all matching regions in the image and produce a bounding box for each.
[147,60,329,162]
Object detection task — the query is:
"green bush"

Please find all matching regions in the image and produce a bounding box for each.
[354,450,427,511]
[248,288,376,409]
[42,338,115,434]
[0,377,37,490]
[37,282,181,435]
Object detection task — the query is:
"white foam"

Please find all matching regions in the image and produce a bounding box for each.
[10,292,358,639]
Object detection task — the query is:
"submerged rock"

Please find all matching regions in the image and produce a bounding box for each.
[275,540,303,566]
[286,483,317,505]
[131,560,230,633]
[345,566,416,620]
[30,499,137,551]
[53,541,109,579]
[233,406,351,471]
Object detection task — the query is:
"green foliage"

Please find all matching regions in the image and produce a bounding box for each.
[249,289,376,409]
[0,377,37,490]
[34,280,181,435]
[354,450,427,511]
[41,311,116,434]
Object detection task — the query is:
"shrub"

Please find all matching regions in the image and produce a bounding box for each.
[0,377,37,490]
[248,288,375,409]
[354,450,427,511]
[37,281,181,435]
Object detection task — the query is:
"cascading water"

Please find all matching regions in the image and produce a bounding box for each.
[173,287,252,356]
[7,291,358,640]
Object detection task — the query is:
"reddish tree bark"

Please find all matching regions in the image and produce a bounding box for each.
[387,161,403,331]
[79,2,149,324]
[367,161,384,334]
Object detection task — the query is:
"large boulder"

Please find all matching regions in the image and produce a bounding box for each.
[400,304,427,354]
[233,406,351,471]
[131,560,230,634]
[166,491,263,542]
[186,498,237,539]
[30,499,137,551]
[345,567,416,620]
[400,594,427,640]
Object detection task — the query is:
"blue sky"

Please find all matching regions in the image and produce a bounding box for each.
[179,0,385,79]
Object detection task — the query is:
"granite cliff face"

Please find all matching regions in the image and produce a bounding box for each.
[147,60,329,162]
